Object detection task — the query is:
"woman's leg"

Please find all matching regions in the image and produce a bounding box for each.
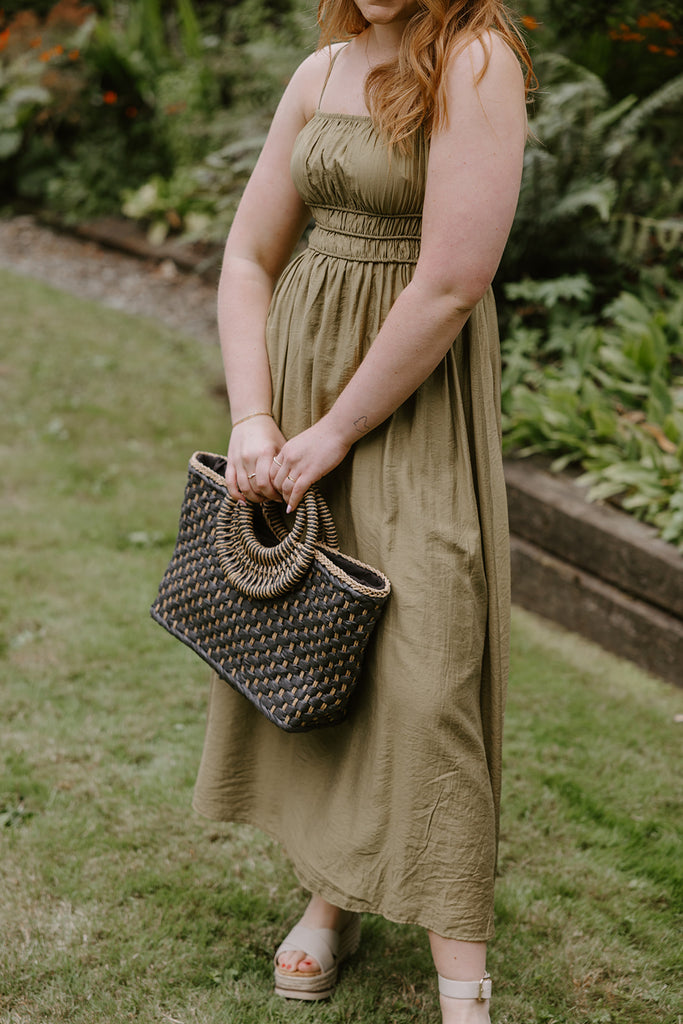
[428,933,491,1024]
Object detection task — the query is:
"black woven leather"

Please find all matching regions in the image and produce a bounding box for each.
[151,452,391,732]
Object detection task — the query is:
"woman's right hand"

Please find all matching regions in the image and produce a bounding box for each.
[225,416,287,504]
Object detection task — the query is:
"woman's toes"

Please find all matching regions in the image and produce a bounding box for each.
[297,956,320,975]
[277,951,320,975]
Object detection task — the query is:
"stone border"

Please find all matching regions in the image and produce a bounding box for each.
[38,214,223,281]
[505,458,683,688]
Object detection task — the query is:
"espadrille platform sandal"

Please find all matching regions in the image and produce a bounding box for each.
[438,972,492,1020]
[274,913,361,1001]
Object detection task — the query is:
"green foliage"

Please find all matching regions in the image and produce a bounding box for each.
[0,4,96,186]
[500,54,683,294]
[518,0,682,98]
[121,131,267,244]
[0,0,314,219]
[502,272,683,548]
[497,24,682,545]
[0,81,50,159]
[0,1,174,213]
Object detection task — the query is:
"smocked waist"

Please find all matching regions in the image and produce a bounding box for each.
[307,205,422,264]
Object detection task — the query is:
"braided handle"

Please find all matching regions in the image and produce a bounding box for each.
[215,488,325,599]
[263,489,339,549]
[189,452,341,599]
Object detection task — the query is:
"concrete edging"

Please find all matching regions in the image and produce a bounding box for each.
[505,458,683,687]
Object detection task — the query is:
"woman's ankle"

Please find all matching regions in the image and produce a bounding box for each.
[428,932,490,1024]
[300,894,353,931]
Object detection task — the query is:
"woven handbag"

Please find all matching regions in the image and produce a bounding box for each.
[151,451,391,732]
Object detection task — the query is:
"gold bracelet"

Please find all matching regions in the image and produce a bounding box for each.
[231,411,273,428]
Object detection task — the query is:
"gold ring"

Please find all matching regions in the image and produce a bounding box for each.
[287,474,295,483]
[248,473,257,480]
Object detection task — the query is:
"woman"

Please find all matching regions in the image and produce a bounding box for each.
[193,2,531,1020]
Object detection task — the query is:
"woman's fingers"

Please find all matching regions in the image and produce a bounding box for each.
[270,456,307,512]
[225,460,247,504]
[283,471,305,513]
[233,456,283,503]
[224,418,289,503]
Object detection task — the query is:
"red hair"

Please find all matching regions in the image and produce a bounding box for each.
[317,0,535,148]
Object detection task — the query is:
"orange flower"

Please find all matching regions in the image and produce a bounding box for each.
[30,35,42,48]
[648,43,662,52]
[125,106,138,118]
[521,15,540,30]
[610,27,646,42]
[0,26,9,50]
[68,48,79,60]
[664,47,678,55]
[39,45,64,62]
[102,90,117,105]
[638,12,673,30]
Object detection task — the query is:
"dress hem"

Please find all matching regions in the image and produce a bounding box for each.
[191,795,496,944]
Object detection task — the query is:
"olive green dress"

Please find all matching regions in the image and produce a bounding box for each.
[192,105,510,942]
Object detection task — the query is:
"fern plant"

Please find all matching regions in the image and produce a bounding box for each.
[500,54,683,295]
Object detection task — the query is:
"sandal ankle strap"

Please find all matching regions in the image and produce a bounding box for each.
[438,972,492,1001]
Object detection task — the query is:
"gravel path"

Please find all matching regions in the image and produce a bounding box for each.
[0,215,220,346]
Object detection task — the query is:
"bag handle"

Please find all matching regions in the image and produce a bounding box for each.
[215,487,338,600]
[262,489,338,549]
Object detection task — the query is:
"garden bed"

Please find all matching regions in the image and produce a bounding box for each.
[505,457,683,687]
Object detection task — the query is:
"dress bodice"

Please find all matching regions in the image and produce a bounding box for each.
[290,111,428,264]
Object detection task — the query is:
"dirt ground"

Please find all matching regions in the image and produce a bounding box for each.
[0,215,220,346]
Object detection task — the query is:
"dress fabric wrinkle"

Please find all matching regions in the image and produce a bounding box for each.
[192,109,510,942]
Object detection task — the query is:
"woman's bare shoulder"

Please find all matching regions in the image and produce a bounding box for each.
[445,28,525,92]
[284,43,349,120]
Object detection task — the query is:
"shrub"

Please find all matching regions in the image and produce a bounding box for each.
[0,0,314,220]
[498,53,683,306]
[518,1,682,98]
[501,271,683,548]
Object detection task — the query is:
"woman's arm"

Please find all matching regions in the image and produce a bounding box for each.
[272,32,528,510]
[218,49,336,501]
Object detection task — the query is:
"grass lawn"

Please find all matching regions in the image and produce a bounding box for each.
[1,268,681,1024]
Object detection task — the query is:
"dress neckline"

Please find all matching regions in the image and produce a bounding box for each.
[314,108,373,123]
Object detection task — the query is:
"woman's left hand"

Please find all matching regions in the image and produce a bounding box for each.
[269,416,352,511]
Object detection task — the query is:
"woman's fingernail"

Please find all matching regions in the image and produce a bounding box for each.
[286,504,292,514]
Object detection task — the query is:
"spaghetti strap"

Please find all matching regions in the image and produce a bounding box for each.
[318,44,347,107]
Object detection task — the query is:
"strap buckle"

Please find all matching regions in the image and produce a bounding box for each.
[478,972,492,1001]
